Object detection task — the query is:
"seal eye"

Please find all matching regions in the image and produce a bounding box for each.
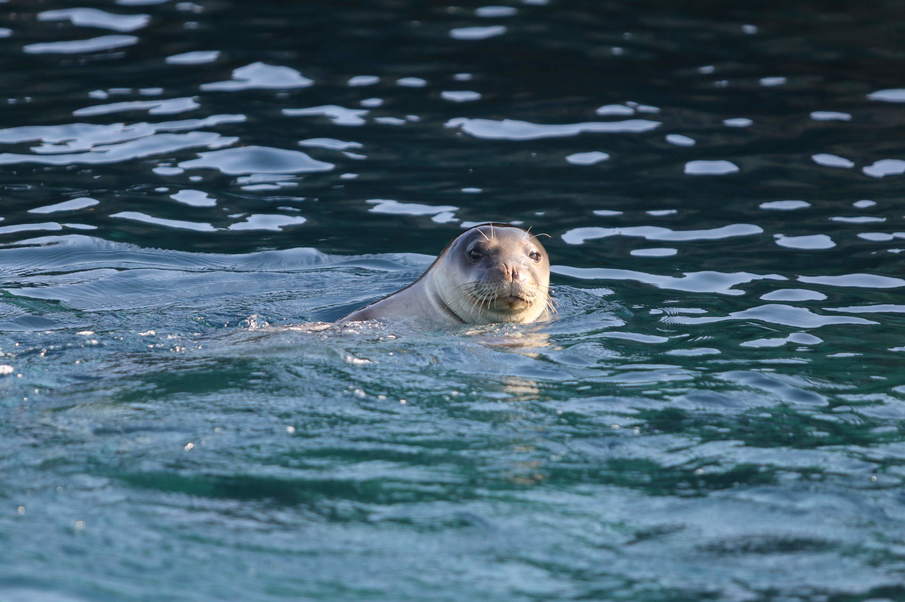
[528,250,542,262]
[468,248,483,262]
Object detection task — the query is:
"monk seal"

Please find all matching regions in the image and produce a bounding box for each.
[339,223,552,326]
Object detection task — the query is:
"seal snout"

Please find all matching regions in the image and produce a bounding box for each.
[466,253,541,313]
[493,260,533,286]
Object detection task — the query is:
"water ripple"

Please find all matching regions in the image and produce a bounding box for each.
[284,106,369,126]
[760,289,826,302]
[450,26,507,40]
[673,304,877,329]
[868,89,905,103]
[684,160,739,175]
[798,274,905,289]
[863,159,905,178]
[446,117,660,140]
[562,224,762,245]
[178,146,334,175]
[554,266,784,295]
[4,2,905,599]
[23,34,138,54]
[228,214,307,231]
[0,131,234,166]
[73,97,200,117]
[201,62,313,91]
[111,211,216,232]
[774,234,835,250]
[29,198,99,214]
[37,8,150,32]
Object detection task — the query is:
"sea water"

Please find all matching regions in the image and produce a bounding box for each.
[2,1,905,600]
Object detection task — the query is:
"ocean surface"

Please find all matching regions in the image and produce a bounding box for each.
[2,1,905,600]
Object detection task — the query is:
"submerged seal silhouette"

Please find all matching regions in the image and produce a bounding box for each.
[339,223,552,326]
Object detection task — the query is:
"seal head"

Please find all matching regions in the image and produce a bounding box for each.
[339,223,552,326]
[429,223,550,324]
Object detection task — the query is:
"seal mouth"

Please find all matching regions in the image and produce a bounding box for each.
[463,281,537,314]
[498,294,531,310]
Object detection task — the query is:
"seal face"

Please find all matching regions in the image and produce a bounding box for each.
[339,223,552,326]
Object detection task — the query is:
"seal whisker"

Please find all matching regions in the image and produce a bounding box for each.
[460,281,486,315]
[465,284,483,315]
[477,286,493,311]
[466,292,478,315]
[542,285,557,314]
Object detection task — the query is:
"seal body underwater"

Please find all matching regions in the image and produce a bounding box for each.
[338,223,552,326]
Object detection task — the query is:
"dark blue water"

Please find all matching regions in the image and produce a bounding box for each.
[3,1,905,600]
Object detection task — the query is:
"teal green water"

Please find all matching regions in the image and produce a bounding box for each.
[3,1,905,600]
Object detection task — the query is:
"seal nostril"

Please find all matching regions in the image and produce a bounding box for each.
[500,264,518,282]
